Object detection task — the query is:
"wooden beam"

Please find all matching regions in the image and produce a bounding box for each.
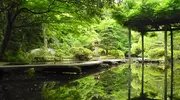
[144,27,180,32]
[128,28,132,100]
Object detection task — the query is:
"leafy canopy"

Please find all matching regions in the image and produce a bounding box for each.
[113,0,180,31]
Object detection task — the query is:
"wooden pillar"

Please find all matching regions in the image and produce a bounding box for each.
[164,26,168,100]
[141,32,145,95]
[128,28,131,100]
[170,29,174,100]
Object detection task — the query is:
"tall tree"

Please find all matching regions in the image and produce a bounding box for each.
[0,0,108,59]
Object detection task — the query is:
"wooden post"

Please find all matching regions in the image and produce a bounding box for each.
[170,29,174,100]
[164,26,168,100]
[128,28,131,100]
[141,32,145,95]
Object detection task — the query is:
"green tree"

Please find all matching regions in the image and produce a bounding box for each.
[0,0,105,60]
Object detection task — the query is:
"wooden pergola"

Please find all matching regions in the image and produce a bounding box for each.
[125,10,180,100]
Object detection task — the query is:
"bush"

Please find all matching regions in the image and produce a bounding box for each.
[30,48,55,61]
[70,47,93,61]
[131,43,141,57]
[31,48,52,57]
[98,48,106,56]
[54,50,63,58]
[4,50,32,62]
[147,48,170,59]
[174,50,180,60]
[108,50,125,59]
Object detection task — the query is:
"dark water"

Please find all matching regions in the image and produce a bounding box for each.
[0,63,180,100]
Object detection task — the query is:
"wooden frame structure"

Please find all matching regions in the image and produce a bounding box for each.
[127,24,176,100]
[115,1,180,100]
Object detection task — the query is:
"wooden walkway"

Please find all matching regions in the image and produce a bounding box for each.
[131,58,163,63]
[0,61,103,68]
[101,59,126,65]
[0,61,104,74]
[0,58,162,75]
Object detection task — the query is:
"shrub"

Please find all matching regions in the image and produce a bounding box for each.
[70,47,93,61]
[147,48,170,59]
[31,48,52,57]
[98,48,106,56]
[4,50,32,62]
[55,50,62,57]
[174,50,180,60]
[131,43,141,57]
[30,48,55,61]
[108,50,125,59]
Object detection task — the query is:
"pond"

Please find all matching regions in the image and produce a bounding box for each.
[0,62,180,100]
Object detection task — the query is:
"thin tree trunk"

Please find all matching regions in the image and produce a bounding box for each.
[0,10,13,59]
[0,7,21,60]
[105,49,108,55]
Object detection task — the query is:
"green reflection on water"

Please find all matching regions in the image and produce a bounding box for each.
[42,63,180,100]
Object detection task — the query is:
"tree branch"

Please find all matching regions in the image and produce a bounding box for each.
[0,4,10,12]
[19,0,56,14]
[10,0,56,25]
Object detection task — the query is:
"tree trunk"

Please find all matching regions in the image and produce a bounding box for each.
[0,10,13,60]
[105,49,108,55]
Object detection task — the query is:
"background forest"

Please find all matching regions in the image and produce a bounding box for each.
[0,0,180,62]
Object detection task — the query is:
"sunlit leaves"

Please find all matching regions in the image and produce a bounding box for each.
[113,0,180,30]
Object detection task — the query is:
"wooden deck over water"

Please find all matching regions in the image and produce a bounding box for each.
[0,61,103,68]
[0,59,162,75]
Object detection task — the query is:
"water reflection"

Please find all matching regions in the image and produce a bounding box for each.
[0,63,180,100]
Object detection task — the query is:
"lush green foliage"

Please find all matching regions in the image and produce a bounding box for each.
[0,0,115,60]
[108,50,125,58]
[113,0,180,31]
[70,47,93,61]
[94,14,128,55]
[4,49,32,62]
[1,0,180,62]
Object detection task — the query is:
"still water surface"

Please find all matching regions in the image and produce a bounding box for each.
[0,63,180,100]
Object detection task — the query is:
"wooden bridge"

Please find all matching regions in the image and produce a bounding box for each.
[0,58,162,77]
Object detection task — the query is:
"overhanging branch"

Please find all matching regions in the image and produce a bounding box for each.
[19,0,56,14]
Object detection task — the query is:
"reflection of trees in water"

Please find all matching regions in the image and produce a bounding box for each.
[174,67,180,100]
[42,64,180,100]
[0,83,43,100]
[2,64,180,100]
[42,66,129,100]
[131,63,180,100]
[131,64,164,99]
